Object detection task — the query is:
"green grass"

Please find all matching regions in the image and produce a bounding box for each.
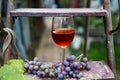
[69,41,120,79]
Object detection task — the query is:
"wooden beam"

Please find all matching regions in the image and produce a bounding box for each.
[10,8,107,17]
[103,0,116,73]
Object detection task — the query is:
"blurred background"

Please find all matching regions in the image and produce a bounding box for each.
[1,0,120,78]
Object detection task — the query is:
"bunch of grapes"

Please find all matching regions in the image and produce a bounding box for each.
[24,55,91,79]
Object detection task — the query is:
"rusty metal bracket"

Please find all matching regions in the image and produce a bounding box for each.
[110,0,120,34]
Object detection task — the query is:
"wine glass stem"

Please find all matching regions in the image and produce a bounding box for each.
[62,48,65,62]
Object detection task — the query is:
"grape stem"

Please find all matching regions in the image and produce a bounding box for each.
[76,54,83,61]
[24,59,29,63]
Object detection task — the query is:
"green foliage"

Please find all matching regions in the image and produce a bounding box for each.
[59,0,69,8]
[0,59,27,80]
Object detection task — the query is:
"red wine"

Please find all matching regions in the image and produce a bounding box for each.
[52,28,75,48]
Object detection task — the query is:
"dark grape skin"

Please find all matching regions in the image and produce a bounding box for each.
[73,62,80,68]
[24,63,29,69]
[34,57,39,61]
[29,65,34,70]
[34,65,39,70]
[29,61,34,65]
[66,55,76,62]
[65,66,71,72]
[58,73,64,79]
[63,60,70,66]
[81,62,87,68]
[85,64,91,70]
[32,70,37,75]
[53,63,59,68]
[82,57,88,63]
[36,62,42,66]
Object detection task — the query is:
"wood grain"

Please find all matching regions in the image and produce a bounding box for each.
[10,8,107,17]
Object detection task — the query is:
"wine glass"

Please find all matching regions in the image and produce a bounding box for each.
[51,17,75,62]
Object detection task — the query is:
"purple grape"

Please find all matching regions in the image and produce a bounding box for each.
[58,73,63,79]
[38,71,45,77]
[66,55,76,62]
[73,62,80,68]
[66,56,71,62]
[77,64,82,70]
[72,73,76,78]
[37,71,41,76]
[36,61,42,66]
[63,60,69,66]
[74,70,79,74]
[62,71,67,76]
[29,65,34,70]
[85,64,91,70]
[70,63,74,69]
[81,62,87,68]
[82,57,88,63]
[53,63,59,68]
[70,55,76,61]
[34,65,39,70]
[45,68,49,74]
[24,63,29,69]
[69,71,73,76]
[34,57,39,61]
[32,70,37,75]
[29,61,34,65]
[54,69,59,75]
[65,66,71,72]
[76,72,82,79]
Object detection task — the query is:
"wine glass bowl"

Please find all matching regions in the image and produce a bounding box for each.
[52,28,75,48]
[51,17,75,61]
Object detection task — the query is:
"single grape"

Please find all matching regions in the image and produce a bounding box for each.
[76,72,82,79]
[72,73,76,78]
[69,71,73,76]
[70,55,76,61]
[29,65,34,70]
[82,57,88,63]
[32,70,37,75]
[53,63,59,68]
[73,62,80,68]
[38,71,45,78]
[29,61,34,65]
[45,68,49,74]
[65,66,71,72]
[62,71,67,76]
[81,62,87,68]
[40,64,46,70]
[36,61,42,66]
[37,71,41,76]
[63,60,69,66]
[85,64,91,70]
[34,57,39,61]
[24,63,29,69]
[41,71,46,77]
[34,65,39,70]
[54,69,59,75]
[66,56,71,62]
[58,73,63,79]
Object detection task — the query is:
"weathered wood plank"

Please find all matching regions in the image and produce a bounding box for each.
[25,61,115,80]
[10,8,107,17]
